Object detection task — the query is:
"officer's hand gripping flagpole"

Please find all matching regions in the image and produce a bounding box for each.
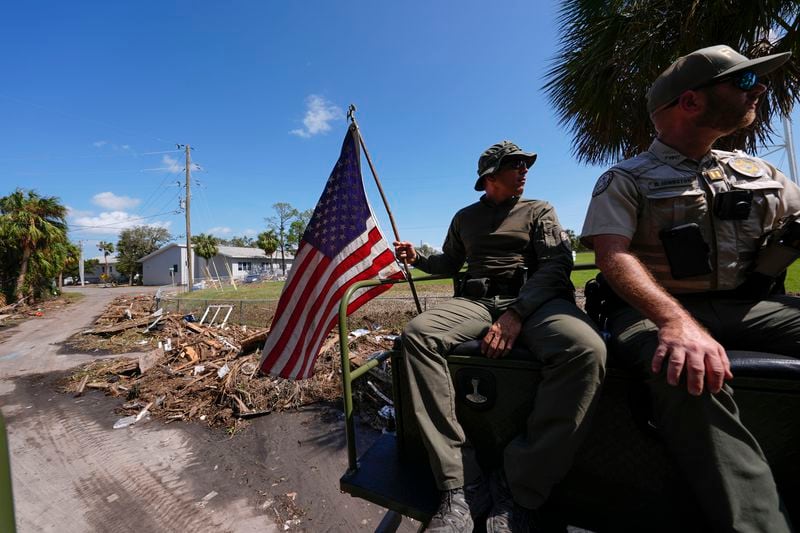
[347,104,423,314]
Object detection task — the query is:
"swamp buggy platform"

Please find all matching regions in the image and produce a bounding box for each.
[338,276,800,532]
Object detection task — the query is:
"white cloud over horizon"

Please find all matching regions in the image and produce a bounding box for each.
[71,210,172,236]
[290,95,343,138]
[207,226,232,236]
[92,191,141,210]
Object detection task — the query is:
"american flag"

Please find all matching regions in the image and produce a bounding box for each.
[259,125,403,380]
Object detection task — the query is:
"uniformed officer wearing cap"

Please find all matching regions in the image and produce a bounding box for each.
[582,45,799,531]
[395,141,606,532]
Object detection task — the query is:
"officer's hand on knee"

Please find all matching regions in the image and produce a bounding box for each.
[653,318,733,396]
[481,310,522,359]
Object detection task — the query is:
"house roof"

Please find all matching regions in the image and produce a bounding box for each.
[90,255,119,264]
[217,246,267,259]
[216,246,295,260]
[137,242,182,263]
[138,242,295,263]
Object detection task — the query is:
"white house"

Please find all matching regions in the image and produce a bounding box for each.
[86,256,121,283]
[139,243,295,286]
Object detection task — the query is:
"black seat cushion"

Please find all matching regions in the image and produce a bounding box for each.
[727,350,800,380]
[449,339,533,361]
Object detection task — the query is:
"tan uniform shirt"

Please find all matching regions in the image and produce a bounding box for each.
[581,139,800,293]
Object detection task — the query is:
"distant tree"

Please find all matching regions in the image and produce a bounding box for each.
[544,0,799,165]
[265,202,299,275]
[116,226,172,285]
[56,241,81,288]
[97,240,115,286]
[224,235,256,247]
[256,230,279,269]
[0,188,68,302]
[286,209,313,254]
[192,233,220,280]
[83,258,100,279]
[564,229,588,253]
[416,243,438,258]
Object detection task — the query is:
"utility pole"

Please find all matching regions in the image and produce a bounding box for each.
[79,240,85,287]
[182,144,193,291]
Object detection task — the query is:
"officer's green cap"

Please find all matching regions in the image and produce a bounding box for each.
[475,140,537,191]
[647,44,791,114]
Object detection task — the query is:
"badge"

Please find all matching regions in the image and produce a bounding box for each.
[703,168,725,181]
[592,171,614,197]
[728,157,764,178]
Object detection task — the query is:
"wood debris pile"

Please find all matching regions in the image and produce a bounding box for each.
[64,295,398,431]
[0,295,76,325]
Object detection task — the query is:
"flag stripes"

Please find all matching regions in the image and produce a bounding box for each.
[261,222,402,379]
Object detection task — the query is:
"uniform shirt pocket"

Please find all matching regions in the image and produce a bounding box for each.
[644,189,708,240]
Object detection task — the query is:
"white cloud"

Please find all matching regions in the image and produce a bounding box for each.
[208,226,232,236]
[71,211,171,236]
[66,205,93,219]
[92,192,141,210]
[141,154,198,173]
[92,140,132,152]
[290,95,343,138]
[243,228,258,237]
[163,154,183,173]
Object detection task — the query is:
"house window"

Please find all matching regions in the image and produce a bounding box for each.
[237,262,252,271]
[172,264,178,273]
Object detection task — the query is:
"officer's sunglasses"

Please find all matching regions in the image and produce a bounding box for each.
[499,158,529,171]
[661,70,762,111]
[694,69,761,92]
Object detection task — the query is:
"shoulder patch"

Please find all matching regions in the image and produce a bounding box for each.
[728,157,765,178]
[592,171,614,197]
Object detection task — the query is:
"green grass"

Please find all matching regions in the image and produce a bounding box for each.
[61,292,86,303]
[785,261,800,294]
[174,250,800,306]
[572,251,599,289]
[179,281,286,300]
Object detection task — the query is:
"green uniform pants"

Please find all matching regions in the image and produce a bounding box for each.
[401,296,606,509]
[609,294,800,533]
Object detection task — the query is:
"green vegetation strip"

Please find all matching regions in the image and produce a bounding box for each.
[175,251,800,300]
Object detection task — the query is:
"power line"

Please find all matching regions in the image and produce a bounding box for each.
[69,209,180,230]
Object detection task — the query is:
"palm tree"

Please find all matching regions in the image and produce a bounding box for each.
[55,241,80,289]
[0,188,68,302]
[192,233,219,281]
[543,0,799,166]
[257,230,279,271]
[97,241,114,286]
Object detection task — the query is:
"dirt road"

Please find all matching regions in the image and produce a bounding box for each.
[0,287,413,532]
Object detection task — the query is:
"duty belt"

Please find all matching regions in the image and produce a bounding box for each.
[459,276,522,299]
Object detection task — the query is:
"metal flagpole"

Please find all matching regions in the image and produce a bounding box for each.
[347,105,423,314]
[783,115,798,185]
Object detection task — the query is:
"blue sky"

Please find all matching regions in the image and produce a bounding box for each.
[2,1,798,256]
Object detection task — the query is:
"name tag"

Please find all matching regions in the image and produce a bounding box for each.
[649,177,695,189]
